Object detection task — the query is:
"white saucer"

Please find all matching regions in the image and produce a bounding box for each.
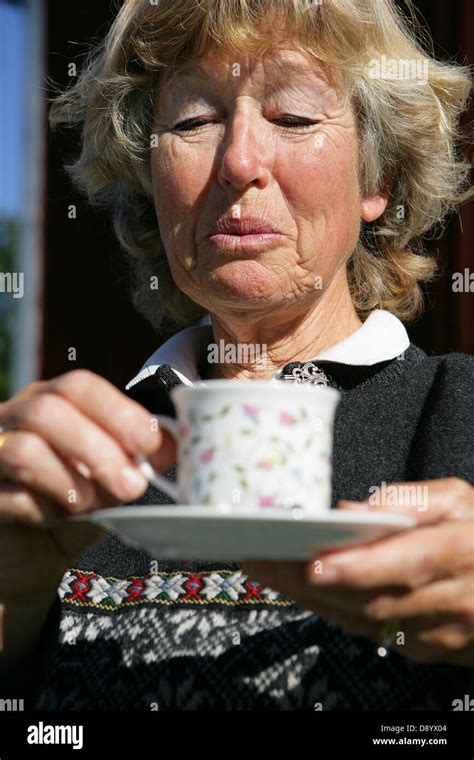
[73,505,416,561]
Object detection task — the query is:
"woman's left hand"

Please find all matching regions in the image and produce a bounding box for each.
[242,477,474,666]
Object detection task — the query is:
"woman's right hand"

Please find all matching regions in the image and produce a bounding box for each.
[0,368,177,561]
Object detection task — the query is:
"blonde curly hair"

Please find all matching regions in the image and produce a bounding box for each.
[49,0,472,330]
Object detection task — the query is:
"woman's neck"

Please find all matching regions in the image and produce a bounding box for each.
[200,271,362,381]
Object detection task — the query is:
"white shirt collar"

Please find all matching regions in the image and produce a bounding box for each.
[126,309,410,389]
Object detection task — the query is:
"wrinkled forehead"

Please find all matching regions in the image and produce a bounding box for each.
[156,46,343,106]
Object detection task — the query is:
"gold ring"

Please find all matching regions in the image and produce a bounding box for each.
[0,429,14,448]
[376,620,401,657]
[0,427,15,481]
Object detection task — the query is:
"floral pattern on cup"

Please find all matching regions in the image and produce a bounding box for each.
[172,392,338,512]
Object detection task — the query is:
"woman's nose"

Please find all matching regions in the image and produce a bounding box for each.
[217,112,273,192]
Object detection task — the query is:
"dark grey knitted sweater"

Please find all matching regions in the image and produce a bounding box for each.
[6,344,474,710]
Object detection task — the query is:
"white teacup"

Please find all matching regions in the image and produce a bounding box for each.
[138,380,340,514]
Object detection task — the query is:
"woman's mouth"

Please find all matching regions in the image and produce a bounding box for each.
[208,232,285,253]
[208,216,284,252]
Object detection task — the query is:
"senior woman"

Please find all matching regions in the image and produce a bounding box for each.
[0,0,473,711]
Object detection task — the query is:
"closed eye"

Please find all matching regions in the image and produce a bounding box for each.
[274,116,319,129]
[173,116,319,132]
[173,118,214,132]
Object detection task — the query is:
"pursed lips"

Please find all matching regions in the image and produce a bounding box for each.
[206,216,285,253]
[209,216,283,236]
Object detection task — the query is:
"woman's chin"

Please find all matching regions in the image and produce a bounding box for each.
[206,264,280,305]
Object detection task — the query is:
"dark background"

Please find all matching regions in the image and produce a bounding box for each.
[43,0,473,389]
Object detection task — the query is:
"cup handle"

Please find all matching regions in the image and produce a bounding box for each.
[135,415,180,502]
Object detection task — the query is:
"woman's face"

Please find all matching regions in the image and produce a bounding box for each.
[151,45,384,320]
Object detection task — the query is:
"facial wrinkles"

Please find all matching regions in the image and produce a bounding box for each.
[151,49,361,314]
[156,51,342,137]
[218,95,277,191]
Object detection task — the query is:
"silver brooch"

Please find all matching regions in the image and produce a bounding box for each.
[280,362,330,386]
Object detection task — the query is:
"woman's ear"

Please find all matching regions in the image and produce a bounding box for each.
[361,192,389,223]
[361,175,392,222]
